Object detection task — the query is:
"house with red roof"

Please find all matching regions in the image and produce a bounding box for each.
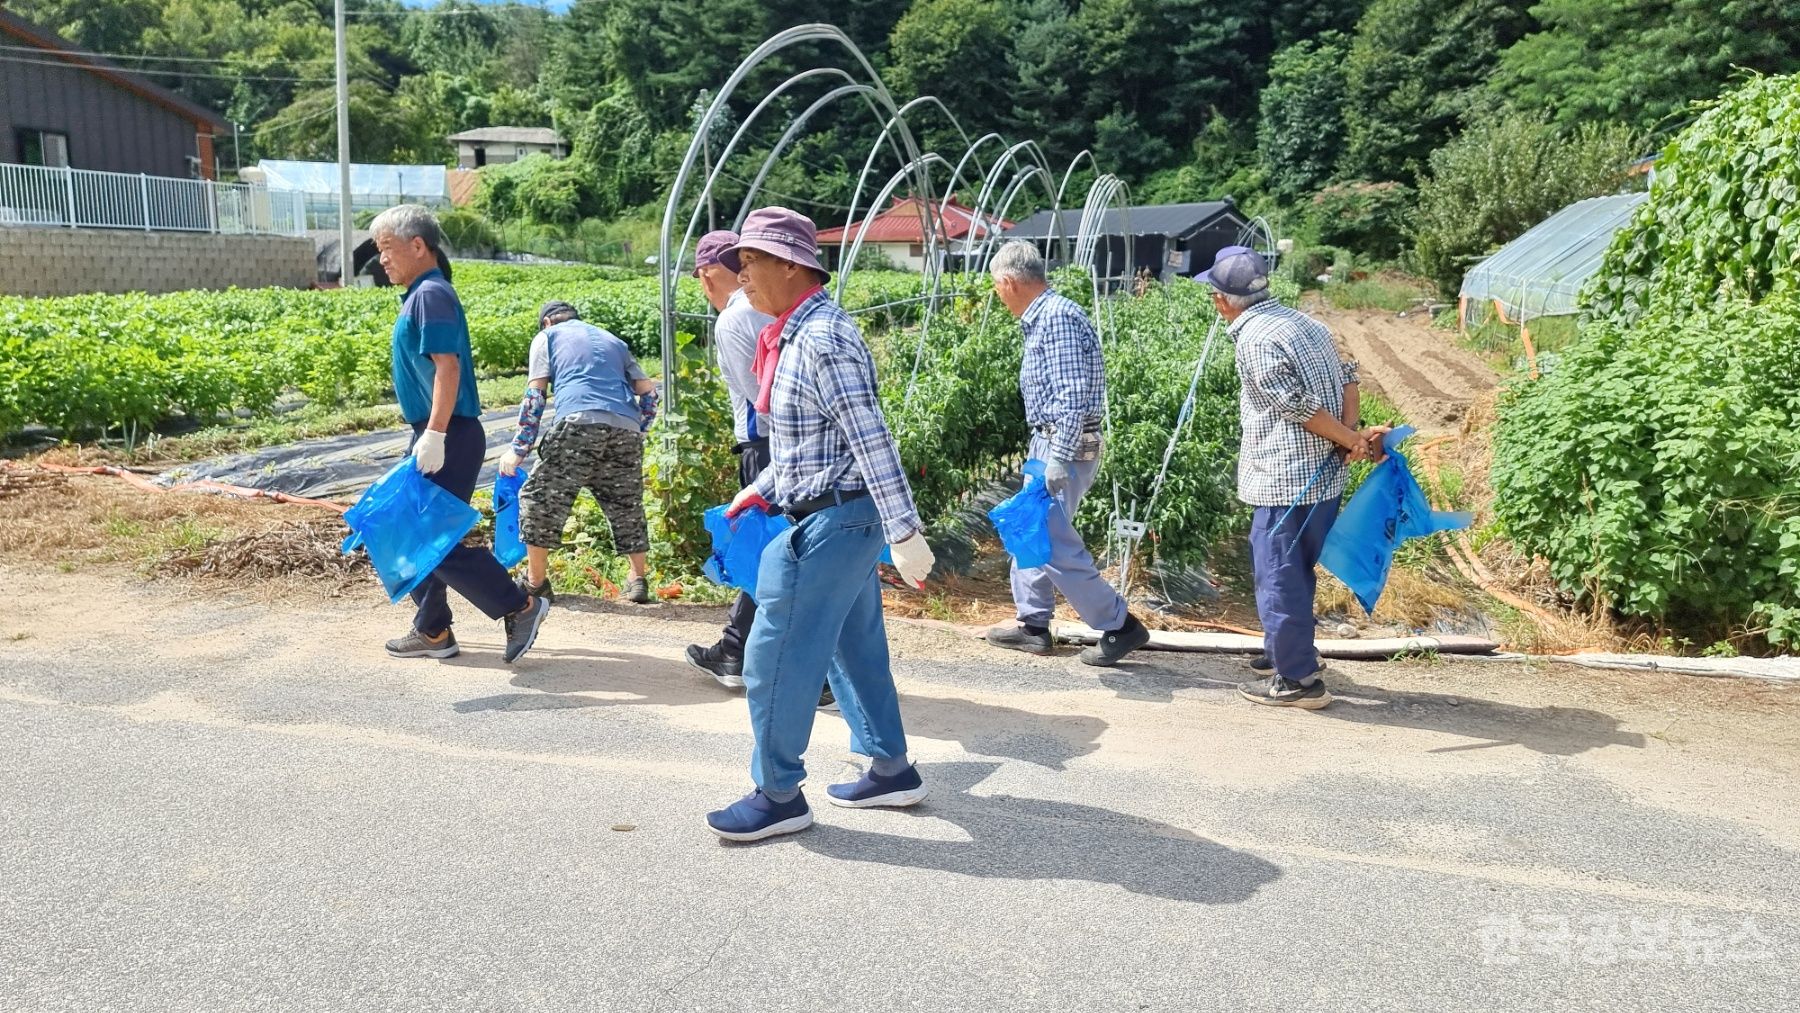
[815,196,1012,273]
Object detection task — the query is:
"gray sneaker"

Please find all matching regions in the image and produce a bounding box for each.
[502,596,550,663]
[624,575,652,604]
[386,628,459,659]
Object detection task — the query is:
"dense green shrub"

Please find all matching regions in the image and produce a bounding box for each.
[474,154,601,227]
[1491,299,1800,647]
[437,209,502,256]
[1307,180,1414,261]
[1585,73,1800,326]
[1411,111,1641,296]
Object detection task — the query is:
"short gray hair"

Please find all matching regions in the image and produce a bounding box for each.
[369,203,443,249]
[1219,289,1273,312]
[990,240,1047,284]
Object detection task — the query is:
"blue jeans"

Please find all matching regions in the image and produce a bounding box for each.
[408,417,528,636]
[1249,498,1341,680]
[1010,434,1129,631]
[743,494,907,794]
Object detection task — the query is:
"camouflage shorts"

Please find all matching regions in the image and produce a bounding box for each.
[518,419,649,554]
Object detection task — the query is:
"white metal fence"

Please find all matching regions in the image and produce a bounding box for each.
[0,163,307,236]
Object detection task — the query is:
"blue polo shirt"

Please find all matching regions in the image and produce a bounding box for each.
[391,268,481,423]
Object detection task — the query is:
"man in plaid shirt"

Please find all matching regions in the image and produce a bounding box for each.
[1199,246,1387,710]
[703,207,936,842]
[984,241,1150,666]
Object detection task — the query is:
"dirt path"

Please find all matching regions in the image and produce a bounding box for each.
[1311,304,1501,437]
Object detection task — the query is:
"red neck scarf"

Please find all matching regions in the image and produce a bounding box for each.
[753,284,823,414]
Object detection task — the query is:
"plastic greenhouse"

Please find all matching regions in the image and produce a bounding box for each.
[1459,192,1646,323]
[255,160,451,230]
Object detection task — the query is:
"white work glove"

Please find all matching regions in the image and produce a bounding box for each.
[412,428,447,475]
[889,531,936,589]
[498,448,525,476]
[1044,459,1072,496]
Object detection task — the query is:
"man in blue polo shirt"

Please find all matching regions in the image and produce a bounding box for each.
[372,204,549,664]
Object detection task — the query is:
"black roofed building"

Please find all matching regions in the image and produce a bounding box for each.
[1003,200,1250,282]
[0,8,227,179]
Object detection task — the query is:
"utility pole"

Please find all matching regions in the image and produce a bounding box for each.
[233,123,241,176]
[334,0,353,285]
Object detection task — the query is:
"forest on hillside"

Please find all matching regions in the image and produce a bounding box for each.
[13,1,1800,281]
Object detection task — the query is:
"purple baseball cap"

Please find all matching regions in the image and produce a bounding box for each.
[719,207,829,283]
[692,229,738,276]
[1196,245,1271,297]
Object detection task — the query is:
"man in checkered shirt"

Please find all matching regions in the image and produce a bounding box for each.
[702,207,936,842]
[984,241,1151,666]
[1199,246,1388,710]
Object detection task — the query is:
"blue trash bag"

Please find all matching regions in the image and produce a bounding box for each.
[988,459,1055,569]
[1319,426,1472,614]
[492,462,529,570]
[701,502,792,596]
[340,456,481,604]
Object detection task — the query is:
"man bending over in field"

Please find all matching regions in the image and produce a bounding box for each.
[499,301,659,605]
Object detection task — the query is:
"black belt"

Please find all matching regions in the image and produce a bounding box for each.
[730,437,770,455]
[784,487,868,521]
[1033,421,1102,436]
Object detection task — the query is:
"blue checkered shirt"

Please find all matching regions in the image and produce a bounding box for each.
[1231,300,1360,507]
[1019,289,1107,462]
[749,291,923,543]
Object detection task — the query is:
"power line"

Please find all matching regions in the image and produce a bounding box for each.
[0,52,338,83]
[0,42,267,65]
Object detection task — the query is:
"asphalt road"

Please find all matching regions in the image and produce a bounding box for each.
[1,575,1794,1012]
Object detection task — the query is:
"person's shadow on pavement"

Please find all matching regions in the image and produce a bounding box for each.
[793,760,1281,905]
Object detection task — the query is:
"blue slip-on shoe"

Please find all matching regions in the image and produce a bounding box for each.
[826,764,929,809]
[706,789,814,842]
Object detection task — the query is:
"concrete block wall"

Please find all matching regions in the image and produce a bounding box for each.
[0,227,315,297]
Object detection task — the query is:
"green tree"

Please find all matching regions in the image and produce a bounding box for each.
[887,0,1021,153]
[1410,111,1640,295]
[1340,0,1535,182]
[1495,0,1800,131]
[1256,32,1350,200]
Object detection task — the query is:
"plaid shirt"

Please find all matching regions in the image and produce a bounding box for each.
[1231,300,1360,507]
[1019,289,1107,462]
[749,291,923,543]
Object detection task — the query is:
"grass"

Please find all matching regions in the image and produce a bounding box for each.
[1319,274,1435,313]
[1445,309,1581,374]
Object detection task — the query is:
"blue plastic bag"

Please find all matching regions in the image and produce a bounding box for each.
[492,462,529,570]
[988,459,1055,569]
[340,456,481,604]
[1319,426,1472,614]
[701,502,792,596]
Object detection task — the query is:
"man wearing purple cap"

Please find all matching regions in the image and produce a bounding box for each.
[684,230,778,689]
[1198,245,1386,710]
[683,232,845,709]
[703,206,936,842]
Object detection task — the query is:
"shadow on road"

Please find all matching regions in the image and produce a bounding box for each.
[792,761,1280,905]
[902,695,1106,770]
[1318,678,1647,756]
[1091,658,1645,757]
[450,657,1108,768]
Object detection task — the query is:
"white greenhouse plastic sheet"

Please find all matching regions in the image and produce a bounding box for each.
[1459,192,1647,323]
